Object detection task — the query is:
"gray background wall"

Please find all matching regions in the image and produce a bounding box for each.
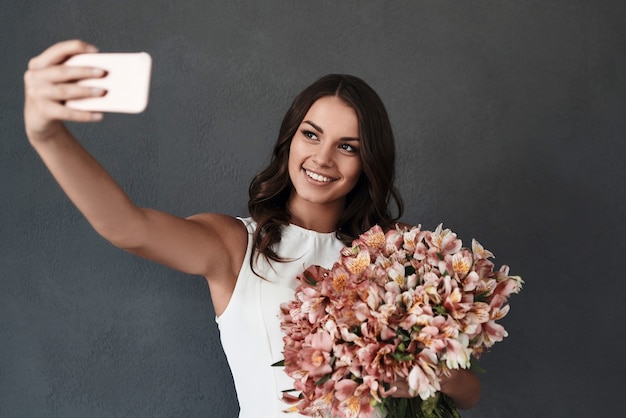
[2,1,625,417]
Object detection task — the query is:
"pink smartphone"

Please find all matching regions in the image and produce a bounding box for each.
[64,52,152,114]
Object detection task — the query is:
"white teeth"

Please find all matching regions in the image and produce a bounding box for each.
[305,169,334,183]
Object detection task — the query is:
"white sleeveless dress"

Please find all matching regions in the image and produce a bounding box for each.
[216,217,346,418]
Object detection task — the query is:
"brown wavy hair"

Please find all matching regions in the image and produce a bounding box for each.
[248,74,403,266]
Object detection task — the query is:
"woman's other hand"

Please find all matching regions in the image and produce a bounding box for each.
[389,368,480,409]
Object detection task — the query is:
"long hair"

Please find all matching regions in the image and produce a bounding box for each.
[248,74,403,266]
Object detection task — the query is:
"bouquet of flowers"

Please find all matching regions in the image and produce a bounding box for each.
[278,224,523,418]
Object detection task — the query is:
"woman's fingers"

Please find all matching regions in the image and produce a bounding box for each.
[24,69,106,125]
[30,64,106,84]
[25,69,106,101]
[24,40,106,136]
[45,101,104,123]
[28,39,98,70]
[27,77,106,102]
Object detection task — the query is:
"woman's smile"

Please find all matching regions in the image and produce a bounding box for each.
[303,168,337,183]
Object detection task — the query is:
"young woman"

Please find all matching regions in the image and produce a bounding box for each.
[24,40,480,417]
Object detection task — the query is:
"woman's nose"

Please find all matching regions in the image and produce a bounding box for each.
[312,143,334,167]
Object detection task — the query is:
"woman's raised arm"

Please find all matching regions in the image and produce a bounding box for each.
[23,40,247,305]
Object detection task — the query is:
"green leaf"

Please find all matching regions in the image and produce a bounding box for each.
[382,392,460,418]
[405,265,416,276]
[350,326,362,336]
[271,359,285,367]
[470,357,487,374]
[315,373,332,386]
[421,393,439,414]
[392,352,415,362]
[433,306,447,315]
[303,270,318,286]
[473,291,490,302]
[396,328,410,337]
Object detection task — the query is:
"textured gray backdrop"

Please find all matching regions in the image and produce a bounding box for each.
[2,1,625,417]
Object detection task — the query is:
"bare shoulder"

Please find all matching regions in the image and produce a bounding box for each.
[186,213,248,253]
[187,213,248,269]
[186,212,246,231]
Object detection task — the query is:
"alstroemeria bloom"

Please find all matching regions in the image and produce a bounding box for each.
[482,320,509,347]
[360,225,386,252]
[426,224,463,256]
[472,238,494,259]
[334,379,375,418]
[408,349,440,400]
[299,286,327,324]
[442,333,471,369]
[384,228,404,253]
[298,331,334,377]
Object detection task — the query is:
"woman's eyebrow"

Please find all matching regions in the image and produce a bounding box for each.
[303,120,360,142]
[303,120,324,133]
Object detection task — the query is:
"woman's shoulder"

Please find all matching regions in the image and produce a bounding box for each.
[186,213,249,251]
[187,212,247,229]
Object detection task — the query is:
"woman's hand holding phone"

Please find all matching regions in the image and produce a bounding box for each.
[24,40,107,141]
[24,39,152,143]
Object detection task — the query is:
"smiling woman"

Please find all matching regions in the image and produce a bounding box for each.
[23,40,478,417]
[287,96,363,231]
[248,74,405,267]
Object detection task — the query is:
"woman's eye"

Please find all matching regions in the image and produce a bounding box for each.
[339,143,358,153]
[302,130,318,140]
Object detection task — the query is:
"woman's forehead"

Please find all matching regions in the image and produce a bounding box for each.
[302,96,359,137]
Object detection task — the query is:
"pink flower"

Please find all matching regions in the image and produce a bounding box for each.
[299,287,327,324]
[426,224,462,256]
[461,301,491,335]
[401,226,422,253]
[345,252,371,277]
[451,249,474,277]
[442,277,471,320]
[384,228,405,254]
[334,379,376,418]
[493,274,524,300]
[333,344,361,377]
[413,241,428,261]
[386,260,406,288]
[408,349,440,400]
[462,271,480,292]
[321,266,349,297]
[298,331,333,377]
[442,334,471,369]
[472,239,494,260]
[481,320,508,347]
[360,225,386,252]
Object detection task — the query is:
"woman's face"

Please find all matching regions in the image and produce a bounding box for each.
[287,96,362,210]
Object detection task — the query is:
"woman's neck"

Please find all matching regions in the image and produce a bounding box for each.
[287,193,344,233]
